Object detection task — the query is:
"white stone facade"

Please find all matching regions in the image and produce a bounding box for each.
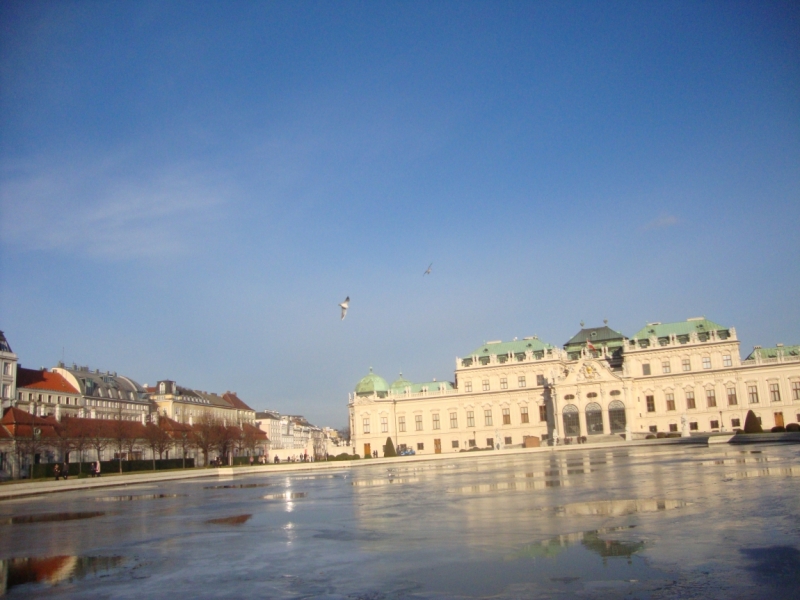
[349,320,800,457]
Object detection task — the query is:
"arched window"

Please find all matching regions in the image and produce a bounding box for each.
[608,400,626,433]
[585,402,603,435]
[562,404,580,436]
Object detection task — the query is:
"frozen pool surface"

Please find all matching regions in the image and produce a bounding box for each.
[1,443,798,598]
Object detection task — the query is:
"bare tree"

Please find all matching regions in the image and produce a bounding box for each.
[143,423,173,470]
[215,423,240,465]
[111,408,134,473]
[65,418,91,474]
[192,412,218,467]
[87,420,109,467]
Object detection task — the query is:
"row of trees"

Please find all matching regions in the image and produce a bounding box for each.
[11,409,266,477]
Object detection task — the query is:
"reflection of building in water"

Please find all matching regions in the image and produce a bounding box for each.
[1,555,123,594]
[349,318,800,457]
[348,446,774,554]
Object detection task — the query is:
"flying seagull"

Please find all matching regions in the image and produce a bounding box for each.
[423,263,433,276]
[339,296,350,320]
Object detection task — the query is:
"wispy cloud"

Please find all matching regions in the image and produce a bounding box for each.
[642,213,679,231]
[0,157,230,261]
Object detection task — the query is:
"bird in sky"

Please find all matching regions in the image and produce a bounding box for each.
[339,296,350,320]
[423,263,433,276]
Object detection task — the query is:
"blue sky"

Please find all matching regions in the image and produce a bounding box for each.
[1,1,798,427]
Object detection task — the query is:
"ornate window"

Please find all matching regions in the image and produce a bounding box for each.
[748,385,759,404]
[706,389,717,408]
[380,417,388,433]
[585,402,603,434]
[727,387,738,406]
[502,408,511,425]
[562,404,580,435]
[450,412,458,428]
[518,376,526,388]
[646,396,655,412]
[770,383,781,403]
[666,393,676,411]
[362,418,370,434]
[415,415,423,431]
[432,414,440,430]
[500,377,508,390]
[484,409,493,426]
[682,358,691,372]
[482,380,490,392]
[467,411,475,427]
[520,406,530,423]
[686,390,696,409]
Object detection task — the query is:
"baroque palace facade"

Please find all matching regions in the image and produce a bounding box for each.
[348,318,800,457]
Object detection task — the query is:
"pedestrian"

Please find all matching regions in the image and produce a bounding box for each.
[95,461,101,477]
[249,455,254,466]
[62,462,69,480]
[53,464,61,481]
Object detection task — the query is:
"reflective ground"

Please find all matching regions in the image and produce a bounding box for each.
[1,443,799,598]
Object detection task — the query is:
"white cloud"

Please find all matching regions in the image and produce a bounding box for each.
[642,214,679,231]
[0,157,230,260]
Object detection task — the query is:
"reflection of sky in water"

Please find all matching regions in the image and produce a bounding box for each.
[0,444,798,598]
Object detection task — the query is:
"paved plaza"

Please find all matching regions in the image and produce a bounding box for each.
[1,443,798,598]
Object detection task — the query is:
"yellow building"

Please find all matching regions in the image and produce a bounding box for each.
[349,318,800,457]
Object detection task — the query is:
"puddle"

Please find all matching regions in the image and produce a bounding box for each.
[0,555,124,593]
[555,498,689,516]
[206,514,252,525]
[264,492,307,500]
[724,467,800,480]
[95,494,186,502]
[204,483,272,489]
[699,457,771,466]
[1,511,105,525]
[513,526,645,560]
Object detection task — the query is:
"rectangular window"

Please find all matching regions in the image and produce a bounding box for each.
[398,416,406,432]
[770,383,781,403]
[518,376,526,388]
[380,417,388,433]
[669,424,678,432]
[520,406,530,423]
[482,380,490,392]
[502,408,511,425]
[702,357,712,369]
[537,374,545,386]
[467,411,475,427]
[362,418,370,434]
[451,440,459,448]
[682,358,691,372]
[538,405,546,422]
[706,389,717,408]
[710,420,720,430]
[500,377,508,390]
[450,412,458,428]
[468,439,476,447]
[642,363,651,376]
[727,387,738,406]
[2,362,9,374]
[723,355,732,367]
[666,393,675,411]
[504,436,512,445]
[731,418,741,428]
[486,438,494,448]
[417,443,424,451]
[415,415,423,431]
[432,414,440,430]
[649,425,657,433]
[748,385,759,404]
[662,361,671,374]
[689,422,698,431]
[793,381,800,400]
[484,409,493,426]
[462,381,472,393]
[1,384,8,399]
[646,395,655,412]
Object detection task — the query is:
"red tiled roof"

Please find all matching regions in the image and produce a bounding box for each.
[16,367,79,394]
[60,417,149,439]
[1,407,63,438]
[242,422,268,440]
[158,415,192,434]
[223,392,254,412]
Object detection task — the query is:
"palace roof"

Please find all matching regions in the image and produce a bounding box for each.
[630,317,728,340]
[744,344,800,360]
[465,337,553,358]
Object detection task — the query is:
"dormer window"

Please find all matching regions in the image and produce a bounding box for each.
[159,382,166,394]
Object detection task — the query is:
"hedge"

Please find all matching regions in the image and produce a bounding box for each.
[33,458,195,479]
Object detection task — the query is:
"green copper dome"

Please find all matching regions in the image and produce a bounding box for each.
[355,368,389,398]
[390,373,413,393]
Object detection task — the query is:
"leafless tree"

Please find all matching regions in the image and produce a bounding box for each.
[192,412,218,467]
[65,418,91,474]
[87,420,110,466]
[143,423,173,470]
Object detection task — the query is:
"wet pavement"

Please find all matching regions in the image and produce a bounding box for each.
[0,443,798,598]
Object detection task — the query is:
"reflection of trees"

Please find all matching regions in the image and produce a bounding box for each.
[2,555,124,593]
[513,526,644,562]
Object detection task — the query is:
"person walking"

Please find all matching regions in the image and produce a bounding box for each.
[53,464,61,481]
[62,462,69,480]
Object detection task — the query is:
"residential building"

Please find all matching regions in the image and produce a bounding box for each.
[51,363,151,422]
[15,367,83,420]
[349,318,800,457]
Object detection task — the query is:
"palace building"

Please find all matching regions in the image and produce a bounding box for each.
[348,318,800,457]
